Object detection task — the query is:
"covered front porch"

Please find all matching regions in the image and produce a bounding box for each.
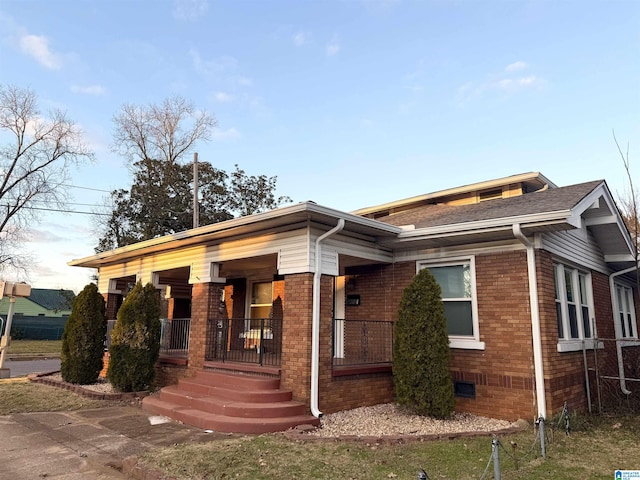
[103,256,396,374]
[71,202,402,429]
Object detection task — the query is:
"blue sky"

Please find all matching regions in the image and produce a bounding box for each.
[0,0,638,293]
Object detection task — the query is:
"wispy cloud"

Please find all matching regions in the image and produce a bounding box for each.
[212,91,234,103]
[26,227,67,243]
[173,0,209,21]
[293,31,311,47]
[235,76,253,87]
[326,35,341,56]
[190,49,239,77]
[456,61,546,104]
[496,76,542,90]
[213,127,241,140]
[70,84,106,96]
[19,33,62,70]
[505,61,528,72]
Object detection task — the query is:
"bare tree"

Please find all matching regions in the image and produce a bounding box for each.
[613,130,639,294]
[94,96,217,249]
[111,96,217,165]
[0,85,94,273]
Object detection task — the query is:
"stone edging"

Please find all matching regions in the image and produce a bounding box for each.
[28,371,149,401]
[282,420,529,444]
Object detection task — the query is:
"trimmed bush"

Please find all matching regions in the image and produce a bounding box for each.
[393,268,455,418]
[60,283,107,384]
[107,282,161,392]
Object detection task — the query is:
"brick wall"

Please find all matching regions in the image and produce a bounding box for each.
[332,252,538,420]
[464,251,536,419]
[536,251,630,414]
[187,282,225,374]
[154,363,188,387]
[344,262,415,321]
[281,273,313,405]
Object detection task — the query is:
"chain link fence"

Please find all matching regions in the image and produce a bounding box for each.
[588,336,640,414]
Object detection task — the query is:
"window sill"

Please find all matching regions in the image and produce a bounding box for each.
[449,339,485,350]
[332,364,392,377]
[556,339,603,352]
[619,338,640,348]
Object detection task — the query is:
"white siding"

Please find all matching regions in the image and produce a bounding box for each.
[97,226,395,292]
[98,229,311,291]
[541,229,608,274]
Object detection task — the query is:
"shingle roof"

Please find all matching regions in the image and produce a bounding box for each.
[28,288,76,312]
[374,181,603,228]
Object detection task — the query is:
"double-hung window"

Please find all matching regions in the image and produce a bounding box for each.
[615,284,638,340]
[553,263,594,351]
[418,258,484,350]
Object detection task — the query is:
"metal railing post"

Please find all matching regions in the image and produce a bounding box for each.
[538,417,546,458]
[492,437,501,480]
[258,318,264,366]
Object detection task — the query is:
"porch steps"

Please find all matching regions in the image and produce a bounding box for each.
[142,370,320,434]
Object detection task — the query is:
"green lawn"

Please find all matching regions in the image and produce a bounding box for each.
[1,378,638,479]
[0,380,120,414]
[139,414,640,480]
[6,339,62,355]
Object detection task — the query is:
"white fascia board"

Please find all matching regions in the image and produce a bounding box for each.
[394,210,572,242]
[352,172,555,216]
[573,183,636,252]
[584,215,618,226]
[604,253,637,263]
[68,201,401,268]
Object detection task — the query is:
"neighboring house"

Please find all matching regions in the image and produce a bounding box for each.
[0,288,75,340]
[0,288,75,317]
[69,172,639,428]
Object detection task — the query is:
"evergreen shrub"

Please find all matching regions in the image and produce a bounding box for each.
[393,268,455,418]
[60,283,107,384]
[107,282,161,392]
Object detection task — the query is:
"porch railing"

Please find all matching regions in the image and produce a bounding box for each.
[206,317,282,367]
[332,319,394,367]
[159,318,190,357]
[104,318,190,358]
[105,319,116,350]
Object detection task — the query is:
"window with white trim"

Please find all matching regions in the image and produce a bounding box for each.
[553,263,594,342]
[419,258,484,350]
[615,284,638,339]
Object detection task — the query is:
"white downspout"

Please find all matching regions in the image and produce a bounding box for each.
[609,264,639,395]
[311,218,345,418]
[513,224,547,420]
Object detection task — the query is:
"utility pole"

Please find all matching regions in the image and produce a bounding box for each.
[193,152,199,229]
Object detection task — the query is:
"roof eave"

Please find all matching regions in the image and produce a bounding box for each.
[352,172,556,216]
[69,202,402,269]
[392,210,573,242]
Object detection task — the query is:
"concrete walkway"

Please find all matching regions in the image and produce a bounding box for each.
[0,405,225,479]
[3,357,61,377]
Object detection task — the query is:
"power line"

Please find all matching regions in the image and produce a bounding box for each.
[1,205,110,216]
[29,200,108,208]
[28,206,110,215]
[61,183,113,193]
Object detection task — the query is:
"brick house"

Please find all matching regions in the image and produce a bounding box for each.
[70,172,639,431]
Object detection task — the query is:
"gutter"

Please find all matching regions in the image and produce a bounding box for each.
[311,219,345,418]
[513,224,547,420]
[608,264,639,395]
[69,202,399,269]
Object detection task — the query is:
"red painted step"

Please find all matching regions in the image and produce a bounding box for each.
[142,370,319,434]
